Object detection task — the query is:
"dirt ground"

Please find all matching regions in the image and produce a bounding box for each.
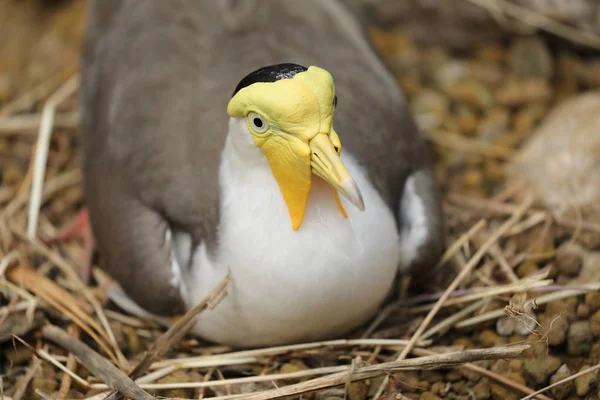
[2,1,600,400]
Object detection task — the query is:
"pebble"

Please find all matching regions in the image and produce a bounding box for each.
[523,334,547,357]
[586,291,600,312]
[479,329,499,347]
[549,364,574,400]
[592,343,600,364]
[545,299,577,322]
[280,360,310,383]
[420,392,441,400]
[490,372,523,400]
[397,371,421,392]
[430,381,446,396]
[434,60,470,89]
[348,381,369,400]
[523,355,561,385]
[446,79,494,110]
[567,321,593,356]
[472,379,491,400]
[591,309,600,337]
[556,244,584,276]
[446,371,462,382]
[507,36,553,80]
[542,313,570,346]
[451,381,466,394]
[507,92,600,211]
[575,365,598,396]
[577,302,591,319]
[516,261,539,278]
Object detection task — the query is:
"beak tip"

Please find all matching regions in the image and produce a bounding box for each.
[342,178,365,211]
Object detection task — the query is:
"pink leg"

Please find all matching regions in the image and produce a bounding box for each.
[45,208,95,283]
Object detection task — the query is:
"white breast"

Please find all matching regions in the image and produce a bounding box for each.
[173,133,401,347]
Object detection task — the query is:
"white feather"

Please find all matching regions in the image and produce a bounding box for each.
[173,118,401,347]
[398,175,430,271]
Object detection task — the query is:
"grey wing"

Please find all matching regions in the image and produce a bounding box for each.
[80,1,226,315]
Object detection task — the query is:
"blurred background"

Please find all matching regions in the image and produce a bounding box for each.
[2,1,600,399]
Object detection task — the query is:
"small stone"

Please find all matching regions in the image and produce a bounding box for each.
[523,334,547,357]
[453,338,474,349]
[567,321,593,356]
[577,302,591,319]
[591,343,600,364]
[591,310,600,336]
[348,381,369,400]
[523,355,561,385]
[280,360,310,382]
[472,379,491,400]
[435,61,470,89]
[430,381,446,396]
[586,291,600,312]
[491,373,523,400]
[479,330,499,347]
[507,93,600,211]
[507,36,553,80]
[492,360,510,375]
[420,392,441,400]
[545,299,577,322]
[397,372,421,392]
[451,380,466,393]
[508,360,523,372]
[542,313,570,346]
[550,364,574,400]
[575,365,598,396]
[496,317,515,336]
[446,80,494,109]
[516,260,539,278]
[515,311,537,336]
[556,246,583,277]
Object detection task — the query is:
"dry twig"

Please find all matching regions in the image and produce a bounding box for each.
[397,194,534,360]
[42,325,155,400]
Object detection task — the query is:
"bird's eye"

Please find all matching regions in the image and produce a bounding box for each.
[247,112,269,134]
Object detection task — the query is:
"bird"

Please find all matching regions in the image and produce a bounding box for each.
[78,0,445,347]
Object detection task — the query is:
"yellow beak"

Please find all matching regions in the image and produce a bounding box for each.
[309,133,365,211]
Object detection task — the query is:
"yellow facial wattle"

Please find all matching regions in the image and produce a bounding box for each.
[227,66,364,230]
